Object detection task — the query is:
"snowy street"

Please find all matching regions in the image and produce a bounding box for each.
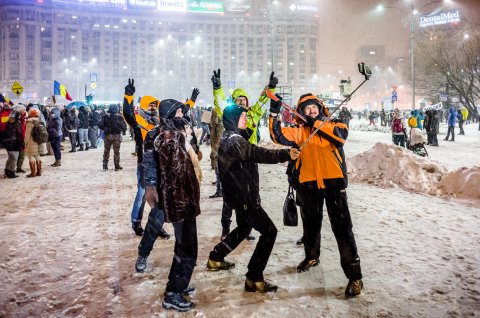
[1,119,479,317]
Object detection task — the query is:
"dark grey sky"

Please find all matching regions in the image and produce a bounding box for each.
[316,0,479,75]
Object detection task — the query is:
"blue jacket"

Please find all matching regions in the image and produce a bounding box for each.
[47,107,63,138]
[414,110,424,130]
[447,107,457,127]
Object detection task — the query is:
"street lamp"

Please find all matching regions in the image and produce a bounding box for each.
[376,0,452,109]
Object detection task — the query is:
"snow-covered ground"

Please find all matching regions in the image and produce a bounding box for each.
[0,118,479,317]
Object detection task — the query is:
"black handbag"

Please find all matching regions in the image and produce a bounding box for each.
[283,185,298,226]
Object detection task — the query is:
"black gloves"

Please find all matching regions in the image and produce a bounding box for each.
[269,94,282,114]
[190,88,200,103]
[125,78,135,96]
[268,71,278,89]
[211,69,221,90]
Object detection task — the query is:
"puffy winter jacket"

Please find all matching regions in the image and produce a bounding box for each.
[47,108,63,138]
[100,111,126,136]
[78,107,90,129]
[3,119,24,151]
[269,115,349,189]
[89,111,102,127]
[447,107,457,126]
[152,119,200,223]
[64,110,80,131]
[219,130,290,208]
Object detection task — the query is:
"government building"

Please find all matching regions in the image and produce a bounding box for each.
[0,0,320,104]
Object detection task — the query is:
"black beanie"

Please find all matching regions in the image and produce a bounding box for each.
[158,99,184,119]
[222,104,246,132]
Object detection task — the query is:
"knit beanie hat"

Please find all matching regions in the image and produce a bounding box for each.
[158,99,184,119]
[222,104,246,132]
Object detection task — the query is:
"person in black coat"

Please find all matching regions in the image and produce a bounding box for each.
[77,106,90,151]
[206,104,300,293]
[64,108,80,152]
[47,107,63,167]
[88,106,102,149]
[3,111,24,178]
[99,104,126,170]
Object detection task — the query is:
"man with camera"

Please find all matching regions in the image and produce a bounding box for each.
[268,92,363,297]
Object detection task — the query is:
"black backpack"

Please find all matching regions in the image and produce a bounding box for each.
[32,121,49,144]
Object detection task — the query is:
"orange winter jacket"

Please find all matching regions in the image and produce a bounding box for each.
[269,115,348,189]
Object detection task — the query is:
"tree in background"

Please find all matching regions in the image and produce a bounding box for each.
[409,23,479,119]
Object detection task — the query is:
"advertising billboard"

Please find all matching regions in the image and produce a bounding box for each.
[187,0,224,14]
[128,0,157,8]
[157,0,187,12]
[419,10,461,28]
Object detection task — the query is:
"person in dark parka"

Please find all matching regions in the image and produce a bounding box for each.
[206,104,300,293]
[99,104,127,170]
[136,99,200,312]
[47,107,63,167]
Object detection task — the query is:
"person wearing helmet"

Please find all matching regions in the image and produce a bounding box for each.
[269,93,363,297]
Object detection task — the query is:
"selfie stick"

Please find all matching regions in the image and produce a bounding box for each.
[265,89,307,123]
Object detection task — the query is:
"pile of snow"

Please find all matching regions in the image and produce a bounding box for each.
[436,166,480,200]
[348,142,480,200]
[349,121,391,133]
[348,142,446,194]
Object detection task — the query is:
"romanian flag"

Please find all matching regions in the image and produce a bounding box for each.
[53,80,73,101]
[0,93,14,106]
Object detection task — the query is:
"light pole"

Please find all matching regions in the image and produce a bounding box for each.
[376,0,451,110]
[409,1,416,109]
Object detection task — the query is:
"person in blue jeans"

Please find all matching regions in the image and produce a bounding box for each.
[122,79,170,237]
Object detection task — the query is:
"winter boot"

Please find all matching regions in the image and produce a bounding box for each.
[51,160,61,167]
[158,227,171,240]
[132,221,143,236]
[245,278,278,293]
[79,144,84,151]
[345,279,363,297]
[85,143,90,151]
[103,163,108,171]
[135,255,148,273]
[5,169,18,179]
[16,167,26,173]
[182,286,195,296]
[162,292,193,312]
[27,161,37,177]
[114,165,123,171]
[297,258,320,273]
[36,161,42,176]
[206,257,235,271]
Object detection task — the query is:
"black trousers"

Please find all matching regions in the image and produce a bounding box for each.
[458,121,465,134]
[296,182,362,280]
[221,201,232,231]
[138,206,165,257]
[49,136,62,160]
[166,217,198,293]
[445,126,455,140]
[209,202,277,282]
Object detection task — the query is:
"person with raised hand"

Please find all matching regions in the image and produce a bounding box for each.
[269,93,363,297]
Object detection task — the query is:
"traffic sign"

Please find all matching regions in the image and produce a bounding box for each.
[11,81,23,97]
[90,82,97,90]
[391,90,398,102]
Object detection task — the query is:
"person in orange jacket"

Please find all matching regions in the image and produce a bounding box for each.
[269,93,363,297]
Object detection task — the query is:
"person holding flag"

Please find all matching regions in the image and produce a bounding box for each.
[53,81,73,101]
